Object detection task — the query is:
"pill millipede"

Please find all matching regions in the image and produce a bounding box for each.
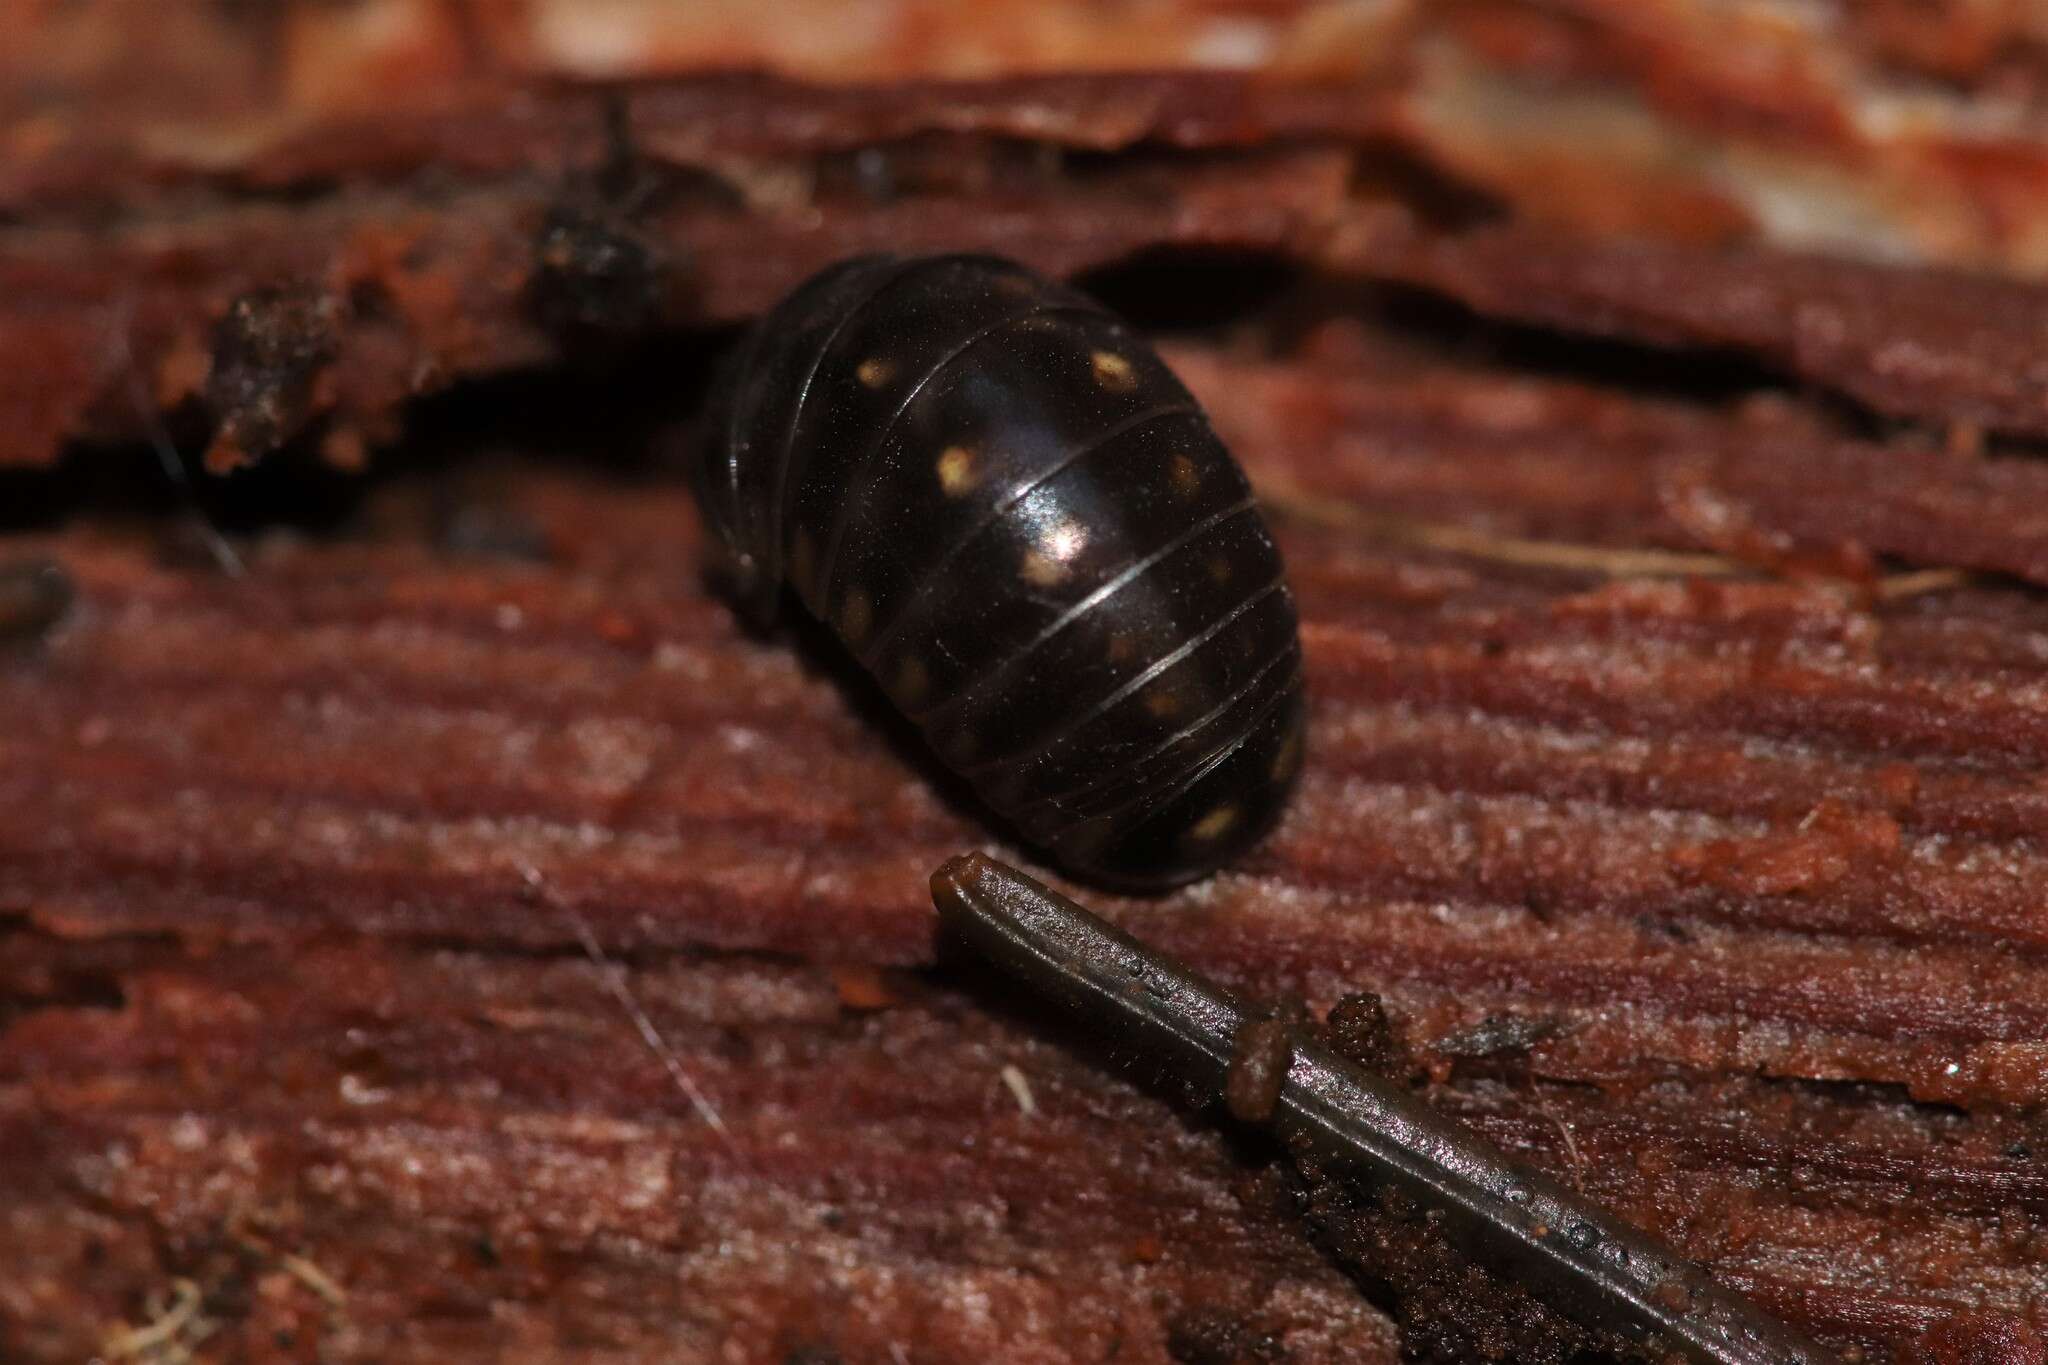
[694,253,1305,888]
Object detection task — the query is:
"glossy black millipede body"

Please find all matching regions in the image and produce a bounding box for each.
[696,253,1306,889]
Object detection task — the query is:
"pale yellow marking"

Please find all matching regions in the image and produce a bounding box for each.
[1021,552,1065,588]
[789,530,817,596]
[1021,520,1087,587]
[1169,453,1200,497]
[894,655,929,707]
[1092,350,1137,392]
[1207,556,1233,585]
[937,445,977,496]
[1144,686,1184,719]
[856,357,895,388]
[1105,632,1138,664]
[1187,804,1241,843]
[839,589,872,644]
[1270,727,1303,784]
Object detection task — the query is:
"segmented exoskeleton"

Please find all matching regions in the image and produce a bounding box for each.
[696,254,1304,888]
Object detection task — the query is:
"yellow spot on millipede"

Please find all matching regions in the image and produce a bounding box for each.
[937,445,977,495]
[1270,728,1302,783]
[1207,557,1233,584]
[789,531,818,597]
[1144,687,1184,719]
[856,357,895,388]
[1020,520,1087,588]
[894,655,929,707]
[1188,804,1240,843]
[1169,454,1200,497]
[1021,551,1065,588]
[1092,350,1137,392]
[840,590,872,644]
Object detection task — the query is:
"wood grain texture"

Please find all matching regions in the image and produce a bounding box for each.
[6,319,2048,1357]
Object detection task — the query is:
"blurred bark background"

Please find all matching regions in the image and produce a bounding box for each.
[3,4,2047,1362]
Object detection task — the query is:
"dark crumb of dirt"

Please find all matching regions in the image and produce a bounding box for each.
[528,202,669,337]
[1166,1306,1291,1365]
[204,287,342,472]
[0,558,74,643]
[1321,992,1414,1079]
[1226,1016,1299,1124]
[1292,1152,1666,1365]
[1433,1014,1567,1061]
[1895,1311,2046,1365]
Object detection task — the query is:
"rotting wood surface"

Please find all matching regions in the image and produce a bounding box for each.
[4,52,2048,1365]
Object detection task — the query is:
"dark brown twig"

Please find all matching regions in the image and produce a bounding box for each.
[931,852,1841,1365]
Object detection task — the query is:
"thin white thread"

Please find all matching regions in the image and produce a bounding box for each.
[521,866,738,1156]
[103,297,245,577]
[1535,1092,1584,1192]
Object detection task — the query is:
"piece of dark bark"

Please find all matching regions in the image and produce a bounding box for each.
[1328,218,2048,439]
